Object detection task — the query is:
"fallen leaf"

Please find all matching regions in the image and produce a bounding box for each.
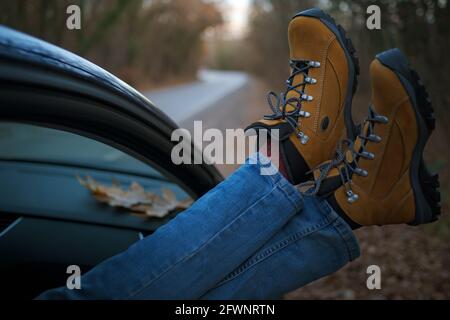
[77,175,192,218]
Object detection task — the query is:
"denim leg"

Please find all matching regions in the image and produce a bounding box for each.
[201,196,360,300]
[36,154,303,299]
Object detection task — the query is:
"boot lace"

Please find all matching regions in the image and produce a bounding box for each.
[263,60,321,145]
[299,105,388,203]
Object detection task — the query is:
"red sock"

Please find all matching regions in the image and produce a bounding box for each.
[261,139,290,182]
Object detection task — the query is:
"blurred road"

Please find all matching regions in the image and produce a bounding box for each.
[144,69,251,128]
[143,69,267,177]
[0,70,265,180]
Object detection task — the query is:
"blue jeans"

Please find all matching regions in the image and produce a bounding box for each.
[37,154,360,299]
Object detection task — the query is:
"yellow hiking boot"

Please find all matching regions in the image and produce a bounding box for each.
[308,49,440,227]
[246,8,359,184]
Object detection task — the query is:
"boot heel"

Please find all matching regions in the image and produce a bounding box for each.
[410,69,436,133]
[421,172,441,222]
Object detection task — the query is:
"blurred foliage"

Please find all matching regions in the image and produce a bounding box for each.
[243,0,449,131]
[327,0,450,132]
[0,0,222,86]
[245,0,314,88]
[206,38,248,71]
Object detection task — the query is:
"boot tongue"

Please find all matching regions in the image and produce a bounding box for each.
[284,61,308,113]
[346,122,369,163]
[309,160,348,197]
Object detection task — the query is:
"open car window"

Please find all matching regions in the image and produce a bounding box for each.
[0,122,194,299]
[0,121,192,229]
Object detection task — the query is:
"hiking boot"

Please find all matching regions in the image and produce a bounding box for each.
[246,8,359,184]
[310,48,440,227]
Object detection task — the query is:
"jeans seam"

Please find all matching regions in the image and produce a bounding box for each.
[321,199,359,261]
[276,180,303,212]
[122,182,293,299]
[213,215,336,288]
[331,220,357,261]
[251,152,280,185]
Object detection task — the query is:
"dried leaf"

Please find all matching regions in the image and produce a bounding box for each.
[162,188,176,203]
[77,175,192,218]
[132,204,169,218]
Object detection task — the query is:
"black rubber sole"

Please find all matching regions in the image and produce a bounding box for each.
[376,48,441,225]
[293,8,360,140]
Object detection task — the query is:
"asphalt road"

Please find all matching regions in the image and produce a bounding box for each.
[144,69,266,176]
[144,69,251,130]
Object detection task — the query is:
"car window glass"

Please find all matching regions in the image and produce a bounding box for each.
[0,121,164,178]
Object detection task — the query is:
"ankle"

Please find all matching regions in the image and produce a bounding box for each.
[258,140,292,183]
[327,194,361,230]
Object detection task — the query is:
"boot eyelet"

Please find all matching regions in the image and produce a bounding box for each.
[355,168,368,177]
[297,132,309,145]
[305,77,317,84]
[346,191,359,203]
[361,151,375,160]
[368,134,382,143]
[299,110,311,118]
[375,115,389,124]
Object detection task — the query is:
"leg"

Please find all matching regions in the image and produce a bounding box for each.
[201,196,359,299]
[36,153,303,299]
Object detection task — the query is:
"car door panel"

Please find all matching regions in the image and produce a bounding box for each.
[0,25,223,299]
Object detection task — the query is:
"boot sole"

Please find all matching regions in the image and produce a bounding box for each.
[376,48,441,225]
[293,8,360,140]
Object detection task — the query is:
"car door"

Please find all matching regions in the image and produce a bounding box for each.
[0,26,223,299]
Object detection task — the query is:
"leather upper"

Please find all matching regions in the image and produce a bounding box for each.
[335,60,417,225]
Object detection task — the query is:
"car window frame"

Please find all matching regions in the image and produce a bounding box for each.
[0,27,223,198]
